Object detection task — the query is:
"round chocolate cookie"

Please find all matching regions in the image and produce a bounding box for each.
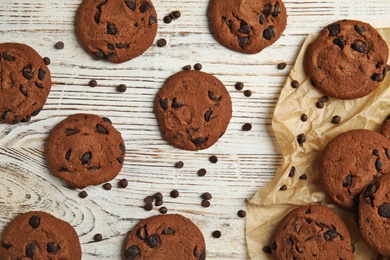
[359,174,390,256]
[122,214,206,260]
[319,129,390,212]
[304,19,388,99]
[0,211,81,259]
[75,0,158,63]
[380,115,390,139]
[271,205,353,260]
[207,0,287,54]
[154,70,232,151]
[45,114,125,189]
[0,43,51,124]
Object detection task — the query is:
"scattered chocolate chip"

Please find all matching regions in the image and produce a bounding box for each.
[297,134,306,145]
[288,166,296,177]
[175,161,184,168]
[163,15,172,24]
[279,185,287,191]
[291,80,299,88]
[144,196,154,204]
[35,82,44,89]
[277,62,287,70]
[29,215,40,228]
[201,192,212,200]
[2,51,16,61]
[373,150,380,156]
[182,65,191,70]
[244,89,252,97]
[125,245,141,259]
[89,79,97,87]
[300,113,308,122]
[331,115,341,124]
[263,245,272,254]
[124,0,135,10]
[159,206,168,214]
[65,150,71,161]
[43,57,51,65]
[103,183,112,190]
[237,210,246,218]
[333,37,346,49]
[209,155,218,163]
[319,96,329,103]
[54,41,64,49]
[328,23,340,36]
[242,123,252,131]
[144,203,153,211]
[157,38,167,47]
[235,82,244,90]
[324,229,338,241]
[26,244,35,258]
[170,189,179,198]
[171,11,181,19]
[155,200,163,206]
[119,179,128,188]
[263,26,275,40]
[117,84,127,93]
[22,65,33,80]
[94,233,103,242]
[154,192,163,201]
[163,227,175,235]
[378,203,390,218]
[212,230,221,238]
[79,191,88,198]
[316,100,324,109]
[194,63,202,71]
[201,200,211,207]
[197,168,207,176]
[299,174,307,180]
[116,43,130,49]
[46,242,59,253]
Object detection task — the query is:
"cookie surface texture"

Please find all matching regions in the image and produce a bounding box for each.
[0,211,81,259]
[154,70,232,151]
[207,0,287,54]
[304,19,388,99]
[122,214,206,260]
[271,205,353,260]
[380,115,390,139]
[45,113,125,189]
[359,174,390,256]
[75,0,158,63]
[319,129,390,212]
[0,43,51,124]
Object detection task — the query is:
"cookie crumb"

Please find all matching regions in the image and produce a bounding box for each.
[102,183,112,190]
[54,41,64,49]
[175,161,184,168]
[277,62,287,70]
[212,230,221,238]
[79,191,88,198]
[197,168,207,176]
[170,189,179,198]
[209,155,218,164]
[242,123,252,131]
[235,82,244,90]
[89,79,97,87]
[237,210,246,218]
[94,233,103,242]
[119,179,128,188]
[291,80,299,88]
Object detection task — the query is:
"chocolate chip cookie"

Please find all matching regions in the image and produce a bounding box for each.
[271,205,353,260]
[122,214,206,260]
[76,0,158,63]
[0,43,51,124]
[319,129,390,212]
[207,0,287,54]
[45,114,125,189]
[304,20,388,99]
[154,70,232,150]
[0,211,81,259]
[359,174,390,256]
[380,115,390,139]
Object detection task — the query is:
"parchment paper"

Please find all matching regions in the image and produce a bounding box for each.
[246,28,390,260]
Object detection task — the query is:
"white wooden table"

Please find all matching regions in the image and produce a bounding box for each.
[0,0,389,259]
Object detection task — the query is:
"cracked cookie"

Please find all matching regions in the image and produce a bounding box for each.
[271,205,353,260]
[207,0,287,54]
[75,0,158,63]
[319,129,390,212]
[0,43,51,124]
[154,70,232,150]
[0,211,81,259]
[45,113,125,189]
[359,174,390,256]
[304,19,388,99]
[122,214,206,260]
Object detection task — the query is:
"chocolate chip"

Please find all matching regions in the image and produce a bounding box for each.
[273,2,280,16]
[198,168,207,176]
[240,122,253,131]
[375,158,383,171]
[235,82,244,90]
[26,244,35,258]
[263,245,272,254]
[155,200,163,206]
[119,179,128,188]
[159,98,168,110]
[81,152,92,164]
[194,63,202,71]
[2,51,15,61]
[372,73,382,82]
[295,245,303,254]
[79,191,88,198]
[163,15,172,24]
[271,241,277,250]
[192,137,207,147]
[117,84,127,93]
[237,210,246,218]
[331,115,341,124]
[35,82,44,89]
[46,242,59,253]
[201,192,212,200]
[1,242,11,249]
[244,89,252,97]
[364,181,379,197]
[378,203,390,218]
[299,174,307,180]
[385,149,390,159]
[22,65,33,80]
[93,50,105,59]
[119,143,126,155]
[140,2,151,13]
[65,128,80,136]
[319,96,329,102]
[106,23,117,35]
[201,200,211,207]
[328,23,340,36]
[279,185,287,191]
[182,65,191,70]
[333,37,346,49]
[125,245,141,259]
[324,229,338,241]
[144,203,153,211]
[342,175,352,187]
[172,97,183,108]
[175,161,184,168]
[94,233,103,242]
[259,14,266,25]
[146,234,160,248]
[159,206,168,214]
[288,166,296,177]
[209,155,218,163]
[171,11,181,19]
[64,150,71,161]
[124,0,135,10]
[96,124,108,134]
[19,85,28,97]
[263,3,272,16]
[162,227,175,235]
[94,10,101,24]
[291,80,299,88]
[238,37,249,48]
[157,38,167,47]
[297,133,306,145]
[103,183,112,190]
[43,57,51,65]
[89,79,97,87]
[277,62,287,70]
[351,40,366,53]
[154,192,163,201]
[238,21,251,34]
[137,226,147,240]
[316,100,324,109]
[1,111,8,120]
[170,189,179,198]
[212,230,221,238]
[116,43,130,49]
[144,196,153,204]
[208,91,221,101]
[300,113,308,122]
[354,25,366,36]
[263,26,275,40]
[29,215,40,228]
[55,41,64,49]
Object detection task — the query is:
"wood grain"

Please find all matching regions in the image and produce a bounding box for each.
[0,0,389,259]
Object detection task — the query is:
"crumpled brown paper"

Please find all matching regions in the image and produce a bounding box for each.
[246,28,390,260]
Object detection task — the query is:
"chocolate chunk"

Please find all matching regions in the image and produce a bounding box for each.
[154,192,163,201]
[378,203,390,218]
[238,37,249,48]
[26,244,35,258]
[237,210,246,218]
[97,0,108,8]
[204,110,213,122]
[212,230,221,238]
[192,137,207,146]
[295,245,303,254]
[328,23,340,36]
[172,98,183,108]
[159,206,168,214]
[22,65,33,80]
[125,245,141,258]
[65,128,80,136]
[385,149,390,159]
[103,117,112,124]
[137,226,147,240]
[238,21,251,34]
[116,43,130,49]
[333,37,346,49]
[208,91,221,101]
[103,183,112,190]
[262,3,272,16]
[331,115,341,124]
[146,234,160,248]
[242,123,252,131]
[235,82,244,90]
[375,158,383,171]
[197,168,207,176]
[373,150,379,156]
[19,85,28,97]
[316,100,324,109]
[354,25,366,36]
[272,2,280,17]
[29,215,40,228]
[124,0,135,10]
[159,98,168,110]
[291,80,299,88]
[324,229,338,241]
[93,50,105,59]
[170,189,179,198]
[162,227,175,235]
[79,191,88,198]
[47,242,60,253]
[35,82,44,89]
[106,23,117,35]
[288,166,296,177]
[342,175,352,187]
[297,133,306,145]
[263,26,275,40]
[2,51,15,61]
[351,40,366,53]
[319,96,329,102]
[287,237,294,245]
[1,242,12,249]
[140,2,151,13]
[155,200,163,207]
[96,124,109,134]
[119,179,128,188]
[371,73,382,82]
[55,41,64,49]
[57,166,69,172]
[175,161,184,168]
[81,152,92,164]
[144,196,154,204]
[259,14,266,25]
[364,181,379,197]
